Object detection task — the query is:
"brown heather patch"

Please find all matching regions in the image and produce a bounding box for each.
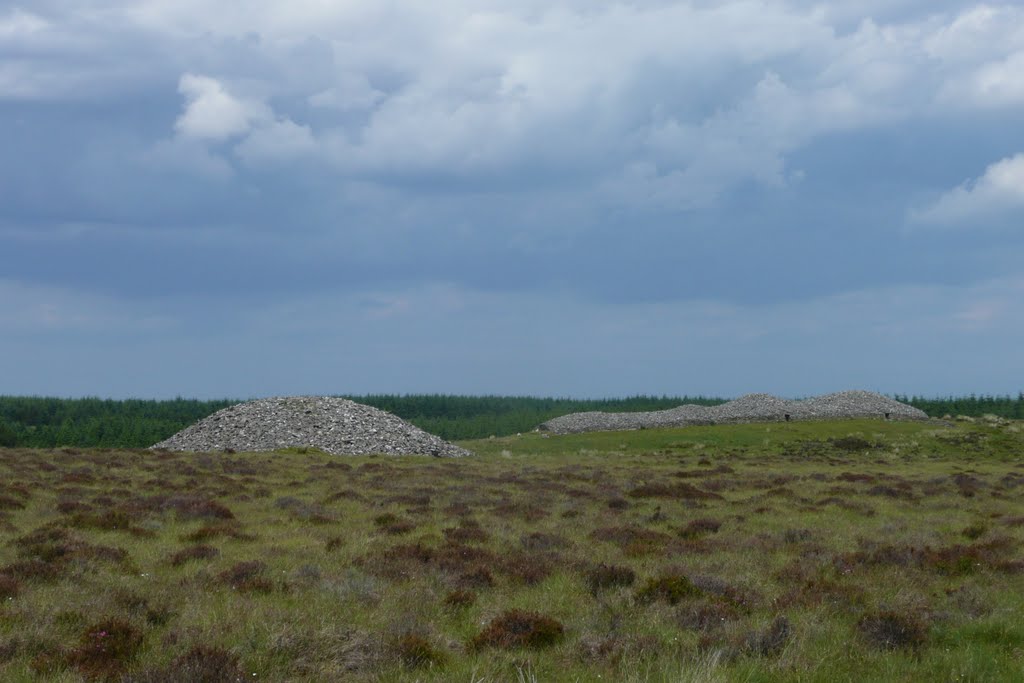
[962,522,989,540]
[491,500,549,522]
[674,464,735,478]
[0,494,27,511]
[952,473,985,498]
[590,525,673,550]
[628,481,723,500]
[161,495,235,520]
[500,551,555,585]
[56,500,93,514]
[584,563,636,595]
[521,531,571,552]
[180,521,255,543]
[606,496,630,510]
[857,610,929,650]
[66,509,155,537]
[3,525,135,582]
[384,492,432,507]
[833,536,1018,576]
[217,560,276,593]
[167,544,220,567]
[443,521,489,544]
[830,436,874,451]
[470,610,565,650]
[392,632,448,669]
[67,617,145,680]
[443,589,477,608]
[0,637,20,663]
[679,518,723,539]
[836,472,875,483]
[0,572,20,599]
[112,590,175,627]
[677,598,741,632]
[742,615,792,657]
[125,644,247,682]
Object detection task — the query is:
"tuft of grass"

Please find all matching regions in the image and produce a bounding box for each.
[635,574,702,605]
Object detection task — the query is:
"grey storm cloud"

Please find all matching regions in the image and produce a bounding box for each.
[2,1,1023,397]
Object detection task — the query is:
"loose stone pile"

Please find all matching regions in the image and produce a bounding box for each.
[152,396,473,457]
[538,391,928,435]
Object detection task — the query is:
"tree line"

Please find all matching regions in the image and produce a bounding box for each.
[0,393,1021,448]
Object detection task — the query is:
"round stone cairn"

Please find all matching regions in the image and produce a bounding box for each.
[538,390,929,435]
[152,396,473,457]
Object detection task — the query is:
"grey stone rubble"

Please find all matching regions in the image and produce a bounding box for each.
[151,396,473,457]
[537,390,928,435]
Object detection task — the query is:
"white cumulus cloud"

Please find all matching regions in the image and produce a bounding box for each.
[174,74,269,141]
[912,153,1024,227]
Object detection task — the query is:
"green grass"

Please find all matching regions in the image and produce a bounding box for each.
[0,417,1022,681]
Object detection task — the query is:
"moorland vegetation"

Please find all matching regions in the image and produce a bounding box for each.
[1,417,1022,681]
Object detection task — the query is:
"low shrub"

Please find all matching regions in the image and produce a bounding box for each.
[167,544,220,567]
[679,518,723,539]
[744,615,792,656]
[0,573,20,599]
[67,617,145,680]
[628,482,722,500]
[584,563,636,595]
[394,633,447,669]
[217,561,274,593]
[857,610,929,650]
[470,610,565,650]
[636,574,701,605]
[443,589,477,608]
[126,644,246,682]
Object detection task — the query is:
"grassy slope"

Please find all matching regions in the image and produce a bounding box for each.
[0,417,1022,681]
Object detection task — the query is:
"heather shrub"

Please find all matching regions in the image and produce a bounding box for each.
[443,589,477,608]
[125,644,246,682]
[394,633,448,669]
[470,610,565,650]
[743,615,792,656]
[0,572,20,599]
[857,610,929,650]
[679,518,723,539]
[167,544,220,567]
[67,617,145,680]
[584,563,636,595]
[217,560,274,593]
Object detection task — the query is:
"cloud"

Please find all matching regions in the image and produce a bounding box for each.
[0,279,175,334]
[234,118,317,164]
[911,153,1024,227]
[308,73,384,111]
[174,74,269,141]
[0,8,49,39]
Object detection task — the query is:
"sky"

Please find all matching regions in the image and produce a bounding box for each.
[1,1,1023,400]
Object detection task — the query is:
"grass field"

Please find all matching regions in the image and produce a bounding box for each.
[1,417,1023,681]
